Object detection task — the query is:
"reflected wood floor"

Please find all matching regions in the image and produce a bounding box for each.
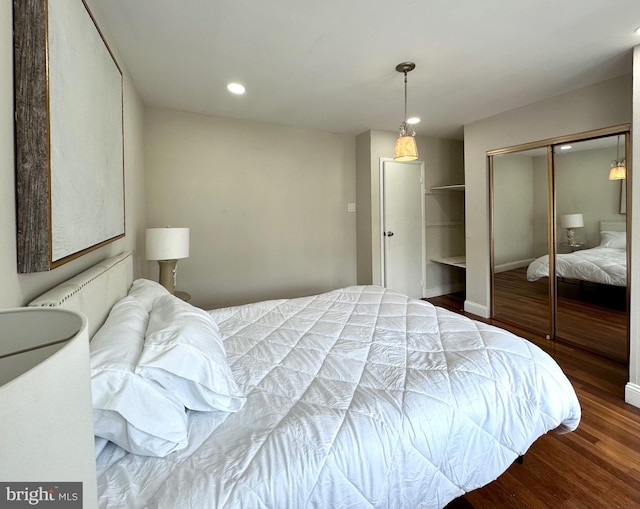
[494,267,627,363]
[430,293,640,509]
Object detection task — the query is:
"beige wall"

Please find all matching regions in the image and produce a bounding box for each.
[355,131,373,284]
[0,0,146,309]
[492,155,535,267]
[463,73,632,317]
[143,106,356,309]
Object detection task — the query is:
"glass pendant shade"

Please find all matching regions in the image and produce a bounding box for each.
[394,134,418,161]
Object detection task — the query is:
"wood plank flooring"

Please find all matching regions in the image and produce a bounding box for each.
[430,293,640,509]
[493,267,628,363]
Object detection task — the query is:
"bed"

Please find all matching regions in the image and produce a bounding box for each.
[29,252,581,509]
[527,221,627,287]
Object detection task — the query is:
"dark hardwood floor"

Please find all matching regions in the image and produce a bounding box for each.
[430,292,640,509]
[493,267,628,363]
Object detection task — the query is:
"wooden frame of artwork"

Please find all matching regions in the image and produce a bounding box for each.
[13,0,124,273]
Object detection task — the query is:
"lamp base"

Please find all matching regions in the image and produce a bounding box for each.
[157,259,178,294]
[566,228,576,246]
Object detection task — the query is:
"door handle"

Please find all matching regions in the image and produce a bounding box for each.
[384,231,394,237]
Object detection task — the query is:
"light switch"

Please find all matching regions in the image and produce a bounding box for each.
[347,202,356,213]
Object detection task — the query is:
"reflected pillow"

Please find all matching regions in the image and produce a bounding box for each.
[600,230,626,249]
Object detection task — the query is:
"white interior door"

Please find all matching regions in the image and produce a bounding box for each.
[381,159,426,298]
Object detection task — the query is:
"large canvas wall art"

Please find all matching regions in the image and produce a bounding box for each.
[14,0,124,273]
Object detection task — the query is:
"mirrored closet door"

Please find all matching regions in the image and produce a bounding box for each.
[490,127,630,363]
[491,147,551,337]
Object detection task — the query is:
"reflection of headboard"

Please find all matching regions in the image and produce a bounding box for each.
[600,221,626,232]
[28,252,133,338]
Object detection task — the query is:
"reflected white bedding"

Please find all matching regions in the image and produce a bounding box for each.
[526,246,626,286]
[95,285,580,509]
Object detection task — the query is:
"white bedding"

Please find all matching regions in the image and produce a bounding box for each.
[95,286,580,509]
[527,246,626,287]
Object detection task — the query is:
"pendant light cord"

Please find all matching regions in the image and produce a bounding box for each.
[403,71,408,123]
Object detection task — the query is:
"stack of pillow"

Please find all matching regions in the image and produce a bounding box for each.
[89,279,246,457]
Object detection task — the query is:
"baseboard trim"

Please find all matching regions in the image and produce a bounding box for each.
[625,382,640,409]
[495,258,535,273]
[464,300,489,318]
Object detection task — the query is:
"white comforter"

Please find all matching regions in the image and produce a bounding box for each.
[96,286,580,509]
[527,246,626,286]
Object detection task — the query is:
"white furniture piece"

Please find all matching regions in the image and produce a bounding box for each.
[0,307,97,509]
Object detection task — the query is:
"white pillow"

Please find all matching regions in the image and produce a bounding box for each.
[600,230,626,249]
[136,295,246,412]
[127,278,170,312]
[90,296,189,457]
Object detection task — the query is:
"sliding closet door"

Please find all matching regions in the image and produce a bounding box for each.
[553,135,628,362]
[491,148,551,337]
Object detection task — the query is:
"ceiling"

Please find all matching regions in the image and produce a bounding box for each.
[93,0,640,140]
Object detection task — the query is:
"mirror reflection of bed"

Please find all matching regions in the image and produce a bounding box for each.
[491,131,629,364]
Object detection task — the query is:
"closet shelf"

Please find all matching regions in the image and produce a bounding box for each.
[429,184,465,192]
[431,256,466,269]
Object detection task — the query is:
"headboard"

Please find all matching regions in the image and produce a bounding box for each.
[28,252,133,338]
[600,221,626,232]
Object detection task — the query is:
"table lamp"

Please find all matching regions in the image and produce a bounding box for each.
[146,227,190,294]
[560,214,584,247]
[0,308,98,508]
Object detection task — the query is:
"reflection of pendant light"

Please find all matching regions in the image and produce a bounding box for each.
[609,135,626,180]
[393,62,418,161]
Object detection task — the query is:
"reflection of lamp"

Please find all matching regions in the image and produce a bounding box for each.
[0,308,98,506]
[393,62,419,161]
[146,227,190,294]
[560,214,584,246]
[609,135,626,180]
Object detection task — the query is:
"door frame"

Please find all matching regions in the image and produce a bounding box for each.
[379,158,427,297]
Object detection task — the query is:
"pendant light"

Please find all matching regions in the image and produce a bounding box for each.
[608,134,626,180]
[393,62,418,161]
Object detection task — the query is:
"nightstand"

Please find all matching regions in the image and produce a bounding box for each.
[569,243,587,252]
[558,242,587,254]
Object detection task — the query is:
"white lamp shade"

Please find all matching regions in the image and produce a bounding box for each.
[146,227,190,260]
[0,308,98,507]
[560,214,584,229]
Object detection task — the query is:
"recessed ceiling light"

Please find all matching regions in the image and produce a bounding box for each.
[407,117,420,125]
[227,82,245,95]
[560,145,572,150]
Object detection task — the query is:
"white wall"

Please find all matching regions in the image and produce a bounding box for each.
[463,73,632,318]
[0,0,146,309]
[143,106,357,309]
[492,155,535,267]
